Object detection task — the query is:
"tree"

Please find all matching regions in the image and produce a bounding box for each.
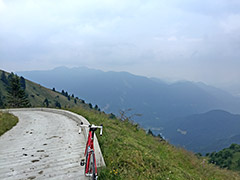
[94,105,101,111]
[74,98,77,104]
[65,91,68,97]
[43,98,49,107]
[157,133,165,141]
[7,74,30,108]
[229,144,240,151]
[1,71,8,84]
[222,150,232,159]
[61,90,69,97]
[147,129,155,136]
[89,103,93,109]
[67,95,70,101]
[0,91,4,108]
[19,76,26,90]
[7,73,14,82]
[52,87,56,91]
[237,158,240,167]
[109,113,116,119]
[94,105,99,110]
[55,101,61,108]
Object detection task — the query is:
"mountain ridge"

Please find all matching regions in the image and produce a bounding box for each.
[17,66,240,121]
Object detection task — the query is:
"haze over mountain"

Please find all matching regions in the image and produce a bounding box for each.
[18,66,240,125]
[164,110,240,154]
[2,0,240,97]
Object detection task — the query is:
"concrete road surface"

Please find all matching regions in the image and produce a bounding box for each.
[0,108,104,180]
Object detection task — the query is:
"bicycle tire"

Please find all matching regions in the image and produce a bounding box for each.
[92,152,96,180]
[88,152,96,180]
[85,151,89,176]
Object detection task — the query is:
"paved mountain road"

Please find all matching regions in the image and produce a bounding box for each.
[0,108,104,180]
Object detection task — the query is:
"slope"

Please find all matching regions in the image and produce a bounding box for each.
[0,70,88,109]
[69,107,240,179]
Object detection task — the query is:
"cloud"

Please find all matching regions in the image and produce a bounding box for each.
[0,0,240,92]
[220,14,240,33]
[168,36,178,41]
[0,0,6,13]
[174,0,240,16]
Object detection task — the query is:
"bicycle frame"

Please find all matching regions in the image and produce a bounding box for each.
[85,128,97,175]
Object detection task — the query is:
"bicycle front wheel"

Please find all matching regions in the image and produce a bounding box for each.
[89,152,96,180]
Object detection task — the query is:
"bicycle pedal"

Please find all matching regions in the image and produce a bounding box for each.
[80,159,85,166]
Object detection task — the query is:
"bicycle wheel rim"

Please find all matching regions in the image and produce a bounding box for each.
[92,152,96,180]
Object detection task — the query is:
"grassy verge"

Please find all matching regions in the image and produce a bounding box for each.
[0,111,18,136]
[69,107,240,180]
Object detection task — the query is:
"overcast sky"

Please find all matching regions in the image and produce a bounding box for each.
[0,0,240,93]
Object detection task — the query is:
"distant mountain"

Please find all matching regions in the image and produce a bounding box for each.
[164,110,240,154]
[17,67,240,126]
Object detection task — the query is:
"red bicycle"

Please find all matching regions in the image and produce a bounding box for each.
[79,122,103,180]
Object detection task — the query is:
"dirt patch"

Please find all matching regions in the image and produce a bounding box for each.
[46,136,59,139]
[27,176,36,179]
[37,150,45,152]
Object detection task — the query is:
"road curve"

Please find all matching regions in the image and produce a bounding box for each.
[0,108,105,180]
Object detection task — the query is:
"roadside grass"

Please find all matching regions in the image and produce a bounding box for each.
[70,107,240,180]
[0,112,18,136]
